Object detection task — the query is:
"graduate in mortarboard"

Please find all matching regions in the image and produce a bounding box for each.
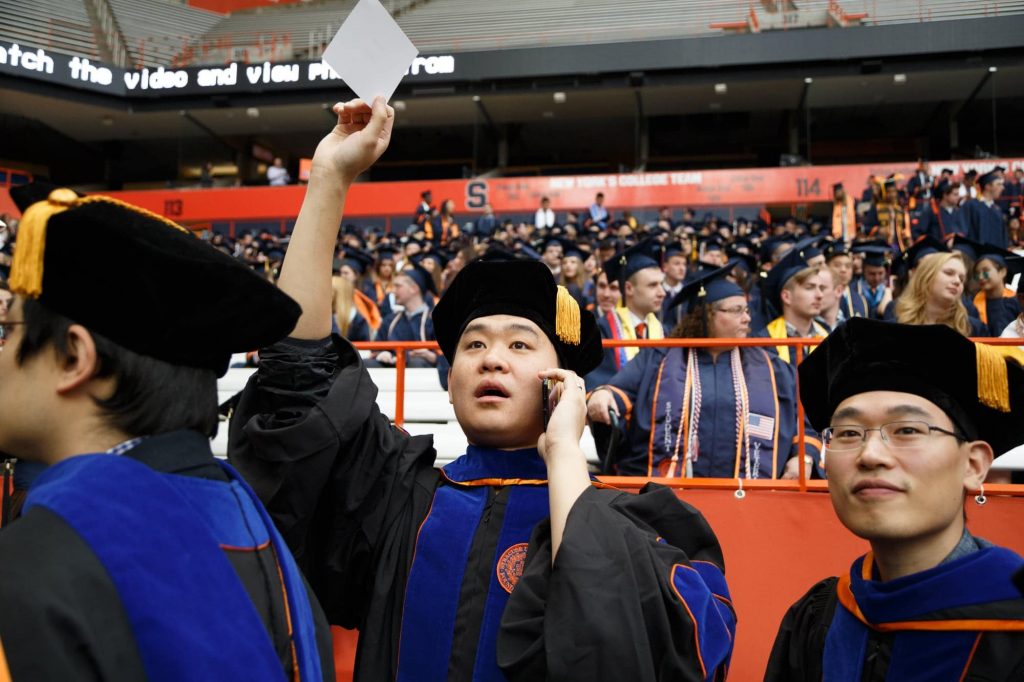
[659,241,690,328]
[756,243,831,362]
[364,243,399,317]
[228,98,736,681]
[825,241,870,320]
[970,241,1023,336]
[0,184,333,680]
[335,247,382,336]
[588,261,821,479]
[961,170,1009,248]
[766,318,1024,681]
[851,242,894,319]
[587,240,667,390]
[831,182,857,242]
[914,180,962,241]
[371,261,439,368]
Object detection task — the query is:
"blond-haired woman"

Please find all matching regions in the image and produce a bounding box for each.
[895,251,985,336]
[332,276,372,341]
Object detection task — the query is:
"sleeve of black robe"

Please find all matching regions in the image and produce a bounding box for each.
[497,483,737,682]
[762,577,838,681]
[227,335,437,628]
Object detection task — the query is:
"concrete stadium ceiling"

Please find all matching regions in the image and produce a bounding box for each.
[2,64,1022,144]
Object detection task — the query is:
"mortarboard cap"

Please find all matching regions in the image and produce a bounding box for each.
[763,245,815,313]
[669,260,745,313]
[941,167,955,175]
[901,235,948,269]
[972,240,1018,269]
[951,235,979,262]
[851,241,892,268]
[799,317,1024,454]
[412,251,449,270]
[339,248,374,275]
[602,239,661,291]
[432,259,602,375]
[8,183,299,376]
[375,244,400,260]
[401,262,438,296]
[978,170,1001,188]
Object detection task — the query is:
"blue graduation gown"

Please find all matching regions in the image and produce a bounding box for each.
[914,203,961,241]
[598,346,821,477]
[962,198,1008,247]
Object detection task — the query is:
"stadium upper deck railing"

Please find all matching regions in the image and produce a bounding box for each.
[352,335,1024,497]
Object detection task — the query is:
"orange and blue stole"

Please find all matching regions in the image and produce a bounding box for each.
[824,548,1024,681]
[24,454,322,682]
[396,447,550,681]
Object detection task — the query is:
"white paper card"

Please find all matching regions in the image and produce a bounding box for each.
[322,0,418,103]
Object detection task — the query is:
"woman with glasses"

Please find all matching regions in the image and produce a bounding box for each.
[766,318,1024,681]
[587,261,821,478]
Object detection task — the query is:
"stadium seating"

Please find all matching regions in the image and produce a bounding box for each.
[0,0,99,59]
[4,0,1024,67]
[107,0,221,67]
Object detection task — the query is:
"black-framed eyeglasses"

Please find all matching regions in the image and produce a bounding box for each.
[821,421,964,452]
[0,320,25,347]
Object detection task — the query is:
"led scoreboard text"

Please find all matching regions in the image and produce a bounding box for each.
[0,41,456,96]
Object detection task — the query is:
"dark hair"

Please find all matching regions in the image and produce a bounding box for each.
[18,299,219,437]
[670,305,709,339]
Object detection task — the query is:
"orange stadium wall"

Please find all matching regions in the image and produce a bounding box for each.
[328,487,1024,681]
[62,157,1023,225]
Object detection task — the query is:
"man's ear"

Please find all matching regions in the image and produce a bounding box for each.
[963,440,994,493]
[780,288,792,307]
[55,324,102,396]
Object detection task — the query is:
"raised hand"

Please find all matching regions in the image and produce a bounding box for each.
[312,97,395,184]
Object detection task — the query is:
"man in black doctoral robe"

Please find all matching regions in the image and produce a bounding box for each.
[229,97,736,681]
[765,318,1024,681]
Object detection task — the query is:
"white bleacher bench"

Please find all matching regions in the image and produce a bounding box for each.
[213,365,598,467]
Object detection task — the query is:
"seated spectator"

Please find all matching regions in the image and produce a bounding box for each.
[590,268,620,315]
[895,251,985,335]
[757,245,828,363]
[267,157,290,186]
[411,251,446,295]
[370,263,438,368]
[559,243,588,306]
[814,265,845,332]
[587,263,819,478]
[825,241,870,319]
[364,245,398,317]
[973,243,1023,336]
[331,275,371,342]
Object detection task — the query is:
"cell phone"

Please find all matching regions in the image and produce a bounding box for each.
[541,378,554,428]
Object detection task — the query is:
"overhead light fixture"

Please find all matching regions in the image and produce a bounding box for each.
[553,92,566,104]
[246,107,260,118]
[989,66,998,73]
[471,95,481,102]
[893,73,907,84]
[714,83,728,94]
[804,77,813,84]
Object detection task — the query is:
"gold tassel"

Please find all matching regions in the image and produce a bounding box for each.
[555,285,581,345]
[975,343,1022,412]
[9,190,192,299]
[9,188,80,298]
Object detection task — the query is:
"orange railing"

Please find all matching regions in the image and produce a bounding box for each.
[351,335,1024,497]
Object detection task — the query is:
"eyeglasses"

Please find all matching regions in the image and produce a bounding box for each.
[821,421,963,452]
[713,305,750,316]
[0,320,25,348]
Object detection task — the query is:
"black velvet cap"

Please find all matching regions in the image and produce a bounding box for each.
[799,317,1024,455]
[9,183,300,376]
[763,244,814,314]
[851,241,892,268]
[339,248,374,275]
[432,258,602,376]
